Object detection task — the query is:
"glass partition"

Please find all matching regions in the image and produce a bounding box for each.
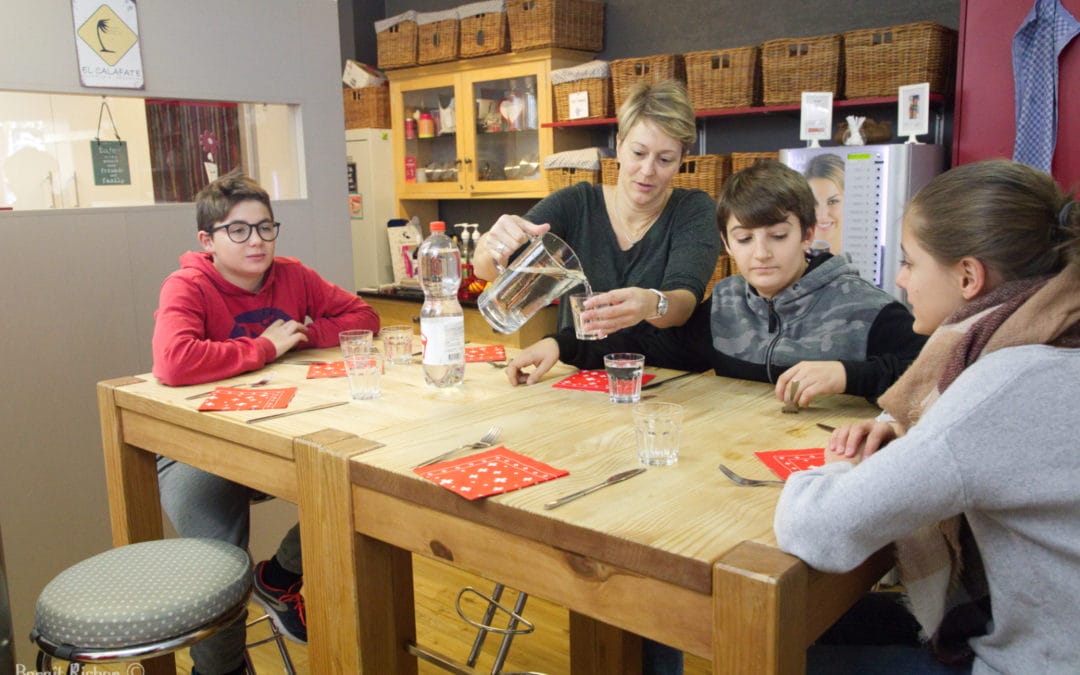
[0,90,303,210]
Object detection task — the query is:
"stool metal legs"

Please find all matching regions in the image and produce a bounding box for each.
[246,611,297,675]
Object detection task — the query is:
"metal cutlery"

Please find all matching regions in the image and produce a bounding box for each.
[717,463,785,487]
[185,374,274,400]
[280,359,330,365]
[817,423,836,432]
[781,380,800,414]
[245,400,349,424]
[488,361,510,369]
[413,425,502,469]
[641,371,694,390]
[543,467,647,509]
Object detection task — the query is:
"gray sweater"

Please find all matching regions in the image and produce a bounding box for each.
[525,182,719,331]
[775,345,1080,674]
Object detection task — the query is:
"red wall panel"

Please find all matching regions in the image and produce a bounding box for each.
[954,0,1080,190]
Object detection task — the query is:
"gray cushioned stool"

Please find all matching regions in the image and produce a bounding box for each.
[31,538,251,671]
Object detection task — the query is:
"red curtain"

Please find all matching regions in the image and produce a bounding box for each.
[145,99,242,202]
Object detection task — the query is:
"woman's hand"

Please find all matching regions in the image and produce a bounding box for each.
[505,338,561,386]
[775,361,846,408]
[579,287,656,335]
[825,420,902,463]
[473,215,550,281]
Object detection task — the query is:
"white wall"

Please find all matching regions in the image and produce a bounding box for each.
[0,1,353,664]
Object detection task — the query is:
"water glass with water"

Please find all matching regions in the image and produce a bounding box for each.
[604,352,645,403]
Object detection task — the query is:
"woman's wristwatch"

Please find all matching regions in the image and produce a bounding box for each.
[647,288,668,319]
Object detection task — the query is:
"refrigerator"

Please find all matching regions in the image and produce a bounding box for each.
[779,143,945,301]
[345,128,396,290]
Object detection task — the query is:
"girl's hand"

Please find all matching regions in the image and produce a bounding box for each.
[825,420,901,463]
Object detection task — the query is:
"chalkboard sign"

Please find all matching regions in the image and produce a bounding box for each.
[91,140,131,185]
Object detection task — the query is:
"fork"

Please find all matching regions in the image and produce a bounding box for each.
[184,374,274,400]
[413,425,502,469]
[488,361,510,369]
[717,463,785,487]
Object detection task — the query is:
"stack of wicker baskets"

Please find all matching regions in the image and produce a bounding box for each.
[610,54,686,111]
[843,21,957,98]
[543,147,613,192]
[551,60,613,122]
[684,46,760,110]
[761,33,843,106]
[670,154,731,199]
[416,9,461,65]
[343,87,391,129]
[458,0,509,57]
[375,11,419,70]
[730,151,779,173]
[506,0,604,52]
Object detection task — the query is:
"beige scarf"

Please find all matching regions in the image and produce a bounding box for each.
[876,262,1080,657]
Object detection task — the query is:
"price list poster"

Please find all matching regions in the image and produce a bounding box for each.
[71,0,144,89]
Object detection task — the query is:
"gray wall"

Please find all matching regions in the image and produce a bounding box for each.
[0,1,349,665]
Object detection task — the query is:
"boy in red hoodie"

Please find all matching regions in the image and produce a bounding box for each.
[152,171,379,675]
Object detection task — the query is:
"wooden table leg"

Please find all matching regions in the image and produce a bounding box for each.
[712,541,808,675]
[296,430,416,674]
[569,611,643,675]
[97,378,172,675]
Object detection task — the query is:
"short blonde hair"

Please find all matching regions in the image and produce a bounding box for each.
[616,80,696,155]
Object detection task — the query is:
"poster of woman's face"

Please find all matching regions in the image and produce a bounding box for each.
[803,153,845,253]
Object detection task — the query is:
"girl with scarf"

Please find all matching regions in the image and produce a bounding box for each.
[774,159,1080,674]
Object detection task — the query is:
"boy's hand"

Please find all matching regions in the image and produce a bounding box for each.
[262,319,308,359]
[775,361,846,407]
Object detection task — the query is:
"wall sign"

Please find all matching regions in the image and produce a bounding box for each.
[72,0,145,89]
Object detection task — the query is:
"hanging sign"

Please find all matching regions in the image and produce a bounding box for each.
[91,140,131,185]
[72,0,145,89]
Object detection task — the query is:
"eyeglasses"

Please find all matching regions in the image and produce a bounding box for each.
[209,219,281,243]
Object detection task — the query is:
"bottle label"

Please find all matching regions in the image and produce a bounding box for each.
[420,315,465,365]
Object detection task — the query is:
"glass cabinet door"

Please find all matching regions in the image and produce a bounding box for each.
[400,82,461,191]
[469,73,540,187]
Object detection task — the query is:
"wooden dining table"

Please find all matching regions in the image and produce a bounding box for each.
[98,344,889,674]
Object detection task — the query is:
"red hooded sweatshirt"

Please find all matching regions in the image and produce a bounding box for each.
[152,251,379,385]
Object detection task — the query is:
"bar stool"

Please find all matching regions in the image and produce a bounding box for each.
[31,538,255,673]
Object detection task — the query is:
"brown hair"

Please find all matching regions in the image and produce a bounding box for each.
[906,159,1080,280]
[804,153,845,191]
[616,80,696,156]
[716,159,816,238]
[194,169,273,233]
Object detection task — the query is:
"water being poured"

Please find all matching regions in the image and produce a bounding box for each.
[478,265,590,334]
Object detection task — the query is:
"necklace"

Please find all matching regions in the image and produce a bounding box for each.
[609,190,662,246]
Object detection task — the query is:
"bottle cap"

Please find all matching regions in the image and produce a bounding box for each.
[430,221,446,231]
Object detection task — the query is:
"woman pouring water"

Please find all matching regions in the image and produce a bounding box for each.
[474,80,720,339]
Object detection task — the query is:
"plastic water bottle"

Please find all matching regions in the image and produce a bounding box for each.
[418,221,465,387]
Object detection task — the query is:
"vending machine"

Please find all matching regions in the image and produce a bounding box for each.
[779,143,945,301]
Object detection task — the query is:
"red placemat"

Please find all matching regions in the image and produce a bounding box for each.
[551,369,656,392]
[465,345,506,362]
[307,361,346,378]
[754,448,825,480]
[414,446,568,500]
[198,387,298,411]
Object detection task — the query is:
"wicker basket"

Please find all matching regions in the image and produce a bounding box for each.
[459,1,509,57]
[506,0,604,52]
[554,77,612,121]
[343,87,391,129]
[761,33,843,105]
[546,167,599,192]
[670,154,730,199]
[611,54,686,111]
[843,22,957,98]
[685,46,760,110]
[375,11,418,70]
[600,157,619,185]
[730,151,779,173]
[704,254,733,299]
[417,10,461,65]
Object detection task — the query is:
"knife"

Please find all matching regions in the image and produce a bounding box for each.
[641,371,694,390]
[245,400,349,424]
[543,467,647,510]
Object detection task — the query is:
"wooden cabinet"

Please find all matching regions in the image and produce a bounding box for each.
[388,48,594,222]
[363,294,558,348]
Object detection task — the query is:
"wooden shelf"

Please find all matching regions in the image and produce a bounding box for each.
[543,94,948,128]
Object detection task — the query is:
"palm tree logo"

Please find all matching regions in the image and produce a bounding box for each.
[95,19,115,53]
